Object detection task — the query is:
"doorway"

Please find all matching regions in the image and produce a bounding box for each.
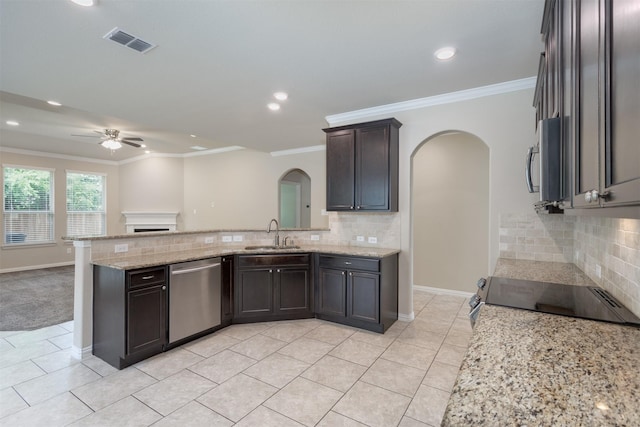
[279,169,311,228]
[412,131,489,293]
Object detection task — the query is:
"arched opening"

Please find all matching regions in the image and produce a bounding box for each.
[279,169,311,228]
[411,131,489,293]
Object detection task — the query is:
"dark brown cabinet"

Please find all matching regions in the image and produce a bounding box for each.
[234,254,313,322]
[93,266,167,369]
[316,254,397,333]
[324,118,401,212]
[221,256,234,325]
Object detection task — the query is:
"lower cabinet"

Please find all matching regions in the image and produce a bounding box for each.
[234,254,313,322]
[316,254,397,333]
[93,266,168,369]
[221,256,234,325]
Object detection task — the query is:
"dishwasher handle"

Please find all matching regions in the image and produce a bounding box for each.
[171,263,221,276]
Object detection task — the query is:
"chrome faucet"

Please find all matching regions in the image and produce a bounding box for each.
[267,218,279,247]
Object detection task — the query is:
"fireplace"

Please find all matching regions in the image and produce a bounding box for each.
[122,212,178,233]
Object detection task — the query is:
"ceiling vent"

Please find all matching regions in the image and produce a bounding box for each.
[103,27,157,54]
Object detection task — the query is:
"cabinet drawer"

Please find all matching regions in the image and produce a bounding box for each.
[238,254,310,268]
[127,267,166,289]
[319,255,379,272]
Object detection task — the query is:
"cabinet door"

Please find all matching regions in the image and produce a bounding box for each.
[317,267,347,317]
[573,0,602,207]
[127,284,167,356]
[236,269,273,317]
[221,256,234,322]
[348,271,380,324]
[355,125,390,211]
[276,267,310,314]
[602,0,640,205]
[326,130,355,210]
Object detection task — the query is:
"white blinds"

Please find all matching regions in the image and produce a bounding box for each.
[66,172,106,237]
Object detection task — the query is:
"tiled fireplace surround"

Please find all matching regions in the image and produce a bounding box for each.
[89,212,639,318]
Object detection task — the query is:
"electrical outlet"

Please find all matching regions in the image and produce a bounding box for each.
[204,236,214,244]
[114,244,128,253]
[310,235,320,241]
[356,236,365,242]
[595,264,602,278]
[368,237,377,244]
[222,236,232,242]
[233,235,243,242]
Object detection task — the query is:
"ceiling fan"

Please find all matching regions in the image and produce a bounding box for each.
[72,129,144,150]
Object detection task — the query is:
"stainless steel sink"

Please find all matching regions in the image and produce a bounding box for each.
[244,245,301,250]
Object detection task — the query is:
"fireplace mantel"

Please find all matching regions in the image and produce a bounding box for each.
[122,211,179,233]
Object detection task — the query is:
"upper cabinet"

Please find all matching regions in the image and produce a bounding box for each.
[324,118,401,212]
[537,0,640,213]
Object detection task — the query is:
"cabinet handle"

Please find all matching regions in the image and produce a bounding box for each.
[356,206,361,210]
[349,272,353,277]
[162,286,166,290]
[350,206,354,210]
[142,275,154,280]
[344,262,352,265]
[342,272,345,276]
[269,269,273,273]
[277,269,281,273]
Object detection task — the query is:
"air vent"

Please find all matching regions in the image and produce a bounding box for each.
[103,27,157,54]
[590,287,622,308]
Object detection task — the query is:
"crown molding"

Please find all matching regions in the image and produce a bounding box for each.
[326,76,537,125]
[0,146,120,166]
[182,145,245,158]
[270,145,326,157]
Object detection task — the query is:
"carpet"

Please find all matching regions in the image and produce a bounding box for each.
[0,265,74,331]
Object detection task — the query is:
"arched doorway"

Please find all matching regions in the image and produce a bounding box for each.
[279,169,311,228]
[411,131,489,293]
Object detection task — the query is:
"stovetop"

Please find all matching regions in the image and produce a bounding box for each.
[476,276,640,327]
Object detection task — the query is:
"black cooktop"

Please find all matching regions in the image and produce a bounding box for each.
[481,276,640,327]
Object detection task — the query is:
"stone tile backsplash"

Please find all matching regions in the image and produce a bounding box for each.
[500,213,640,317]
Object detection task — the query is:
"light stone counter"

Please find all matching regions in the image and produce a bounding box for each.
[91,244,400,270]
[442,259,639,426]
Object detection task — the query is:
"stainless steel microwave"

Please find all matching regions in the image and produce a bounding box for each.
[526,117,562,205]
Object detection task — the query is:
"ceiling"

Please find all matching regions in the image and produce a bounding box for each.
[0,0,544,162]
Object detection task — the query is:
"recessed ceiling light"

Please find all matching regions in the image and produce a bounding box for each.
[70,0,95,6]
[190,134,197,138]
[267,103,281,111]
[190,146,208,151]
[434,46,456,61]
[140,144,146,148]
[6,120,19,126]
[145,150,151,154]
[273,92,288,101]
[47,100,62,106]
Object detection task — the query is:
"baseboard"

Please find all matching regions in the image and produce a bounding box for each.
[71,345,93,360]
[413,285,474,298]
[0,261,74,274]
[398,312,414,322]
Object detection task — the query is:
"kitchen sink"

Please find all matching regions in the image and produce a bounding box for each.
[244,245,301,250]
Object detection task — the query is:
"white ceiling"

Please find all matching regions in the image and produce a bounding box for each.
[0,0,543,161]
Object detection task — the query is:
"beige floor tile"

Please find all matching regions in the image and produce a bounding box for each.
[422,360,460,392]
[59,320,74,332]
[434,344,467,368]
[443,329,471,349]
[230,334,287,360]
[264,377,343,427]
[405,384,451,426]
[72,366,157,410]
[32,349,80,373]
[360,358,426,397]
[303,323,355,345]
[1,392,92,427]
[243,353,310,388]
[234,405,304,427]
[0,360,45,389]
[189,349,256,384]
[316,411,368,426]
[0,340,60,370]
[0,387,29,419]
[333,381,411,427]
[0,338,14,352]
[14,363,101,405]
[411,316,453,335]
[301,355,366,392]
[197,373,277,422]
[380,341,437,370]
[134,369,216,416]
[449,317,473,334]
[397,325,446,350]
[48,332,73,350]
[152,401,233,427]
[182,332,241,358]
[5,325,69,348]
[328,338,386,367]
[350,329,397,348]
[68,396,162,427]
[135,348,204,380]
[277,337,335,364]
[399,415,430,426]
[260,322,314,343]
[218,322,272,340]
[81,355,119,377]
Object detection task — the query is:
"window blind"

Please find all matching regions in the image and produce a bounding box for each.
[66,172,106,237]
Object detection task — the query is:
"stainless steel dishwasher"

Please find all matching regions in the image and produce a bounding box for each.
[169,258,221,344]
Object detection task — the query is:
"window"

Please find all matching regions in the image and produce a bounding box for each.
[3,166,54,245]
[66,171,106,237]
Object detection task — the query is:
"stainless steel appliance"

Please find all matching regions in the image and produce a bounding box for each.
[526,117,563,209]
[469,276,640,328]
[169,258,221,344]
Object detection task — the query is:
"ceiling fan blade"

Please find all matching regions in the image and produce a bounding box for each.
[121,140,142,148]
[121,137,143,142]
[71,134,102,138]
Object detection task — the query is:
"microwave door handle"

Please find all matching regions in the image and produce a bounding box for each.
[526,146,539,193]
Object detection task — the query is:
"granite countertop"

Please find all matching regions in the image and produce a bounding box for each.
[64,227,330,241]
[442,258,640,426]
[91,244,400,270]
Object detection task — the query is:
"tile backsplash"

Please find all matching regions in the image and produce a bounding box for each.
[500,213,640,317]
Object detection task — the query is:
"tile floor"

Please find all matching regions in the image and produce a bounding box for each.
[0,291,472,427]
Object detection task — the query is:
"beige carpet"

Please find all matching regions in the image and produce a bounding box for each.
[0,266,74,331]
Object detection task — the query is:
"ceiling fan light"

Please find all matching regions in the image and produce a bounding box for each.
[70,0,95,6]
[101,139,122,150]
